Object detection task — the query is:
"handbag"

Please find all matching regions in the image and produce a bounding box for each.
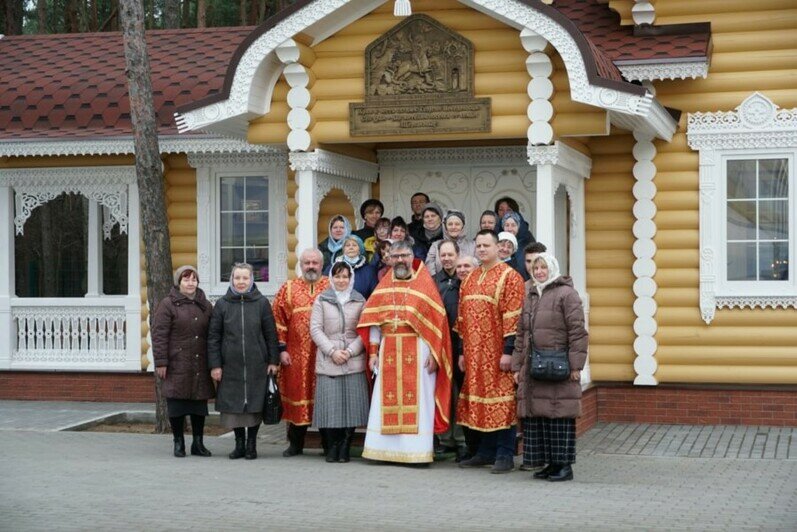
[527,302,570,382]
[262,373,283,425]
[529,345,570,382]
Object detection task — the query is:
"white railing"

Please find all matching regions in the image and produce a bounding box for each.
[9,298,137,369]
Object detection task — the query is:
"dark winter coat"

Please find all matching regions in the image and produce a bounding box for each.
[351,260,378,300]
[207,286,280,414]
[434,268,463,385]
[151,287,215,401]
[511,276,588,419]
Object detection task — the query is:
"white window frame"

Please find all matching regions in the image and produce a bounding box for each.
[688,93,797,323]
[190,151,289,299]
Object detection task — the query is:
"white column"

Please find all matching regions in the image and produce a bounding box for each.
[294,166,318,257]
[125,183,143,371]
[535,164,557,257]
[631,130,659,385]
[0,186,14,369]
[86,201,101,297]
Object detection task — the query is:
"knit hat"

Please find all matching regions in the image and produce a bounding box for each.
[497,232,518,252]
[173,265,198,287]
[444,209,466,227]
[422,202,444,219]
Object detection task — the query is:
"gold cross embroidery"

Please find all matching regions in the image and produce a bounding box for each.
[406,391,414,400]
[405,355,413,364]
[386,392,395,401]
[386,357,394,365]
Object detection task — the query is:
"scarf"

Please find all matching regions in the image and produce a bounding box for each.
[534,253,562,296]
[326,215,352,255]
[229,266,255,295]
[333,262,356,306]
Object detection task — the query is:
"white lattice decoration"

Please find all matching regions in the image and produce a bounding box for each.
[688,93,797,324]
[289,150,378,182]
[617,60,709,82]
[631,130,658,385]
[688,92,797,150]
[12,306,127,366]
[0,166,136,238]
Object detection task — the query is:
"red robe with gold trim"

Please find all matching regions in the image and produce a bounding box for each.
[358,261,453,435]
[273,276,330,425]
[457,261,524,431]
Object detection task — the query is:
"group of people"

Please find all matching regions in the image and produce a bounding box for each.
[151,192,587,482]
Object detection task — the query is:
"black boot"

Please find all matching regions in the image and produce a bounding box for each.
[533,464,557,479]
[191,436,212,457]
[283,424,307,457]
[325,429,342,463]
[173,436,186,458]
[320,428,330,457]
[339,428,355,463]
[229,428,246,459]
[548,464,573,482]
[245,425,259,460]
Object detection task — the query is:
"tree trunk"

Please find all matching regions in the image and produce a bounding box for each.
[239,0,246,26]
[163,0,180,28]
[68,0,80,32]
[118,0,173,434]
[181,0,189,28]
[90,0,98,31]
[37,0,47,33]
[4,0,23,35]
[196,0,205,28]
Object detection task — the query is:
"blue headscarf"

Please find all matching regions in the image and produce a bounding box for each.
[501,211,522,231]
[339,234,366,267]
[326,215,352,255]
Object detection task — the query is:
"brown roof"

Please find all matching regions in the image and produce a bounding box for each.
[1,1,709,141]
[0,27,253,140]
[554,0,711,63]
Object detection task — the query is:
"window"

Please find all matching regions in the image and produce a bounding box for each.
[688,93,797,323]
[219,176,270,282]
[192,151,288,298]
[725,158,789,282]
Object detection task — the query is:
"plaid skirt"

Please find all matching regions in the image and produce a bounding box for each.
[313,373,370,428]
[522,417,576,466]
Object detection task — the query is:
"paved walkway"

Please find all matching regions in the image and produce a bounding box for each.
[1,401,795,530]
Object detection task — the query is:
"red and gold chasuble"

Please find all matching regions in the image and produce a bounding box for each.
[358,261,453,435]
[457,261,524,431]
[273,277,330,425]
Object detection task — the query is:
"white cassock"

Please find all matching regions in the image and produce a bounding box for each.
[361,325,437,463]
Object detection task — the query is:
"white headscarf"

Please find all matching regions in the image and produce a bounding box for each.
[533,252,561,296]
[331,261,356,306]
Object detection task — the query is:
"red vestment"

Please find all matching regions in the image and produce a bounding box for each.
[358,260,453,435]
[457,261,524,431]
[273,276,330,425]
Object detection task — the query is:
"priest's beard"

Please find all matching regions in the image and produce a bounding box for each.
[304,269,320,282]
[393,263,411,279]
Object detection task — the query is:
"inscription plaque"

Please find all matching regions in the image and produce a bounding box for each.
[350,14,491,137]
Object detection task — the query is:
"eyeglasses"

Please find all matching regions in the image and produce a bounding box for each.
[391,253,413,259]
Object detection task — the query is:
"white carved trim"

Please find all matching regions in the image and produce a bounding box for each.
[521,29,554,146]
[176,0,667,138]
[527,141,592,178]
[378,146,528,166]
[617,60,709,82]
[289,149,378,182]
[0,136,280,158]
[187,149,288,169]
[689,93,797,324]
[688,92,797,150]
[0,166,136,237]
[632,0,656,25]
[631,130,658,385]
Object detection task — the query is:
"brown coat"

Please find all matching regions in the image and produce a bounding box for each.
[151,287,215,401]
[511,276,588,419]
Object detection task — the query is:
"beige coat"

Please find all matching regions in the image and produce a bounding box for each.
[310,288,366,376]
[511,276,588,419]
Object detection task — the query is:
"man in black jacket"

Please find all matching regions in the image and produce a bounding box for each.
[432,239,468,460]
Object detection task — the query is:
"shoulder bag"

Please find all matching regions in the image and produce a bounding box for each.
[528,297,570,382]
[262,373,283,425]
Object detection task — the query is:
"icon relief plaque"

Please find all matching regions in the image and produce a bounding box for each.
[350,14,491,137]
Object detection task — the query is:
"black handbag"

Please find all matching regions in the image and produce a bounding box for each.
[262,373,283,425]
[529,345,570,382]
[528,304,570,382]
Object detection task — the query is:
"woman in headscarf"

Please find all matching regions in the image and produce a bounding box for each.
[309,261,369,463]
[207,263,280,461]
[318,215,351,274]
[501,211,533,280]
[333,234,378,300]
[151,265,214,458]
[411,202,444,261]
[511,253,588,482]
[425,210,475,276]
